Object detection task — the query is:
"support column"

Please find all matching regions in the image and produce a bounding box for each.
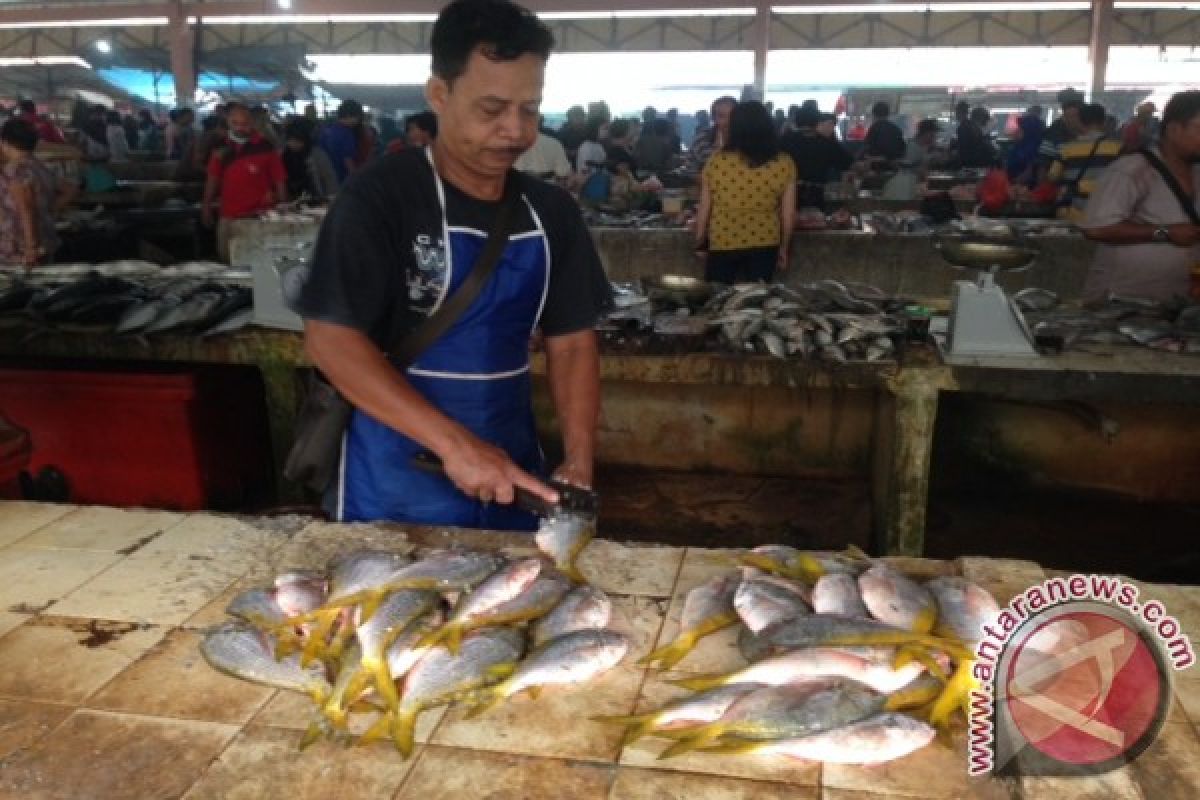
[1088,0,1114,101]
[168,1,195,108]
[752,0,770,101]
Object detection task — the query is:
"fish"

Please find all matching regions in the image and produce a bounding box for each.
[1013,288,1060,312]
[145,290,225,334]
[533,584,613,647]
[699,712,935,765]
[753,614,971,663]
[464,629,629,718]
[226,588,288,629]
[273,570,328,617]
[925,577,1000,645]
[200,623,332,703]
[858,565,938,633]
[640,575,739,669]
[481,569,573,632]
[535,514,595,584]
[758,331,787,358]
[738,545,869,585]
[384,609,446,683]
[383,549,503,594]
[591,683,765,747]
[384,626,527,756]
[201,305,255,337]
[733,574,811,634]
[421,558,543,654]
[671,646,927,695]
[812,573,868,618]
[659,679,886,759]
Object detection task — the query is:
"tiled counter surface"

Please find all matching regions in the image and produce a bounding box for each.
[0,502,1196,800]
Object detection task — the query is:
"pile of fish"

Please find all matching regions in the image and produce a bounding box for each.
[593,545,1001,765]
[604,280,908,362]
[200,515,621,757]
[0,263,254,338]
[1022,291,1200,355]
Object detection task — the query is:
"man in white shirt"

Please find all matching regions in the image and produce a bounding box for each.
[514,130,571,182]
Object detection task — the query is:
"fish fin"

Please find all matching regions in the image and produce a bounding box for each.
[637,632,699,670]
[689,737,763,756]
[299,610,337,667]
[911,605,939,635]
[390,709,419,758]
[896,645,948,683]
[298,720,326,750]
[358,713,392,746]
[484,662,518,682]
[656,725,723,760]
[463,689,504,720]
[929,659,977,728]
[738,552,784,575]
[668,673,726,692]
[445,624,463,656]
[789,553,826,585]
[414,626,448,652]
[590,712,653,747]
[844,544,870,562]
[370,662,401,715]
[885,681,942,712]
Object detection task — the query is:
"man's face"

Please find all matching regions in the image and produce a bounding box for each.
[1167,115,1200,160]
[426,48,543,179]
[227,109,254,138]
[1063,106,1082,133]
[817,119,836,138]
[568,110,584,128]
[713,101,734,134]
[407,124,432,148]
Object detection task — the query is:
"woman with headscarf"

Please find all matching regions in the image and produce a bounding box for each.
[0,118,63,269]
[1007,113,1045,187]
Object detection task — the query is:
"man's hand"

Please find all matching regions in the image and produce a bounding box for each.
[1166,224,1200,247]
[552,460,593,490]
[440,436,558,506]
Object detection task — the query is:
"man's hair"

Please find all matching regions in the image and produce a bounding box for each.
[225,101,250,116]
[726,101,779,168]
[336,100,363,120]
[17,99,36,114]
[970,106,991,124]
[1057,88,1085,110]
[917,118,941,137]
[405,110,438,136]
[432,0,553,83]
[608,118,630,140]
[1,117,38,152]
[1079,102,1106,128]
[1162,90,1200,131]
[795,108,819,129]
[871,101,890,119]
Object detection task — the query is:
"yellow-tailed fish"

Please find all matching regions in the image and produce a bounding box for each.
[383,609,446,683]
[200,623,331,704]
[697,712,935,765]
[858,565,938,634]
[591,683,764,747]
[924,577,1000,645]
[640,575,739,670]
[883,673,944,712]
[532,584,612,647]
[534,513,595,584]
[671,646,926,695]
[382,550,504,594]
[463,629,629,719]
[420,559,543,654]
[343,589,439,715]
[733,574,811,634]
[385,626,526,757]
[659,679,883,759]
[753,614,973,662]
[737,545,826,584]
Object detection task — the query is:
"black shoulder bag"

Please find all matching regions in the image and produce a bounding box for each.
[283,175,521,494]
[1140,148,1200,226]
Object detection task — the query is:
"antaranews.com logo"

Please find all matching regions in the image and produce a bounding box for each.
[968,574,1194,777]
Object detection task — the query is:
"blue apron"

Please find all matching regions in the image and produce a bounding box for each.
[335,164,550,531]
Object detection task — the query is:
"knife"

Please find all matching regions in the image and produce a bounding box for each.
[411,451,599,519]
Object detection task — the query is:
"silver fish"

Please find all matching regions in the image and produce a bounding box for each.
[429,558,543,652]
[858,565,938,633]
[706,712,935,765]
[812,573,868,618]
[925,577,1000,645]
[468,629,629,711]
[533,584,613,646]
[200,623,331,701]
[535,514,595,583]
[734,575,811,634]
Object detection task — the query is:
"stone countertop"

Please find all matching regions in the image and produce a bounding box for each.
[0,503,1196,800]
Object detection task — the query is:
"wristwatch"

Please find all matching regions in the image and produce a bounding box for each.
[1152,226,1170,243]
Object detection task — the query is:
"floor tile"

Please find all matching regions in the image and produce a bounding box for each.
[0,709,237,800]
[182,724,416,800]
[0,610,29,639]
[610,768,811,799]
[433,663,644,763]
[0,616,166,704]
[86,628,275,725]
[578,539,684,598]
[50,549,246,625]
[0,698,74,760]
[1127,720,1200,800]
[0,502,75,549]
[399,746,615,800]
[617,678,820,785]
[272,520,416,574]
[646,550,747,675]
[252,688,447,746]
[609,594,670,663]
[0,547,123,614]
[1020,770,1144,799]
[139,513,284,562]
[1176,676,1200,728]
[13,505,183,553]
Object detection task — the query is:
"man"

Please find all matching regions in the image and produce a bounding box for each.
[1038,88,1084,170]
[201,102,287,263]
[1081,90,1200,303]
[16,100,65,144]
[1121,101,1159,153]
[295,0,612,528]
[319,99,364,186]
[863,102,905,162]
[690,95,735,167]
[555,105,588,164]
[405,111,438,148]
[780,107,852,209]
[903,118,943,173]
[1046,102,1122,222]
[956,106,998,169]
[514,123,572,182]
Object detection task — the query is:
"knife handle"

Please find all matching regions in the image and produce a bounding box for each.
[411,451,549,515]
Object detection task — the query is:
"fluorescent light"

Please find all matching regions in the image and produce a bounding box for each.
[0,17,168,30]
[540,8,756,19]
[204,14,437,25]
[0,56,92,69]
[773,3,1088,12]
[95,40,112,54]
[278,0,293,9]
[1115,2,1200,8]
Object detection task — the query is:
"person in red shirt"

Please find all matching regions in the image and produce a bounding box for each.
[17,100,65,144]
[201,102,286,263]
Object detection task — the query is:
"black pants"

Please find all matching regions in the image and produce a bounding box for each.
[705,246,778,285]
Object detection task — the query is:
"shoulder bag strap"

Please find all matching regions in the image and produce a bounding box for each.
[1060,136,1105,207]
[1139,148,1200,226]
[390,173,521,366]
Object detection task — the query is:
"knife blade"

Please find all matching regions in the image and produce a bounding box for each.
[411,451,599,519]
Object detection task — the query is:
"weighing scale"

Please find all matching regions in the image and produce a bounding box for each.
[934,236,1041,358]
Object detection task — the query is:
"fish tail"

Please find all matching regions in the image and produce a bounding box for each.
[298,719,326,750]
[369,661,400,714]
[324,613,358,662]
[911,605,939,635]
[928,659,977,728]
[738,552,784,575]
[299,610,338,667]
[668,673,726,692]
[358,712,392,746]
[790,553,826,585]
[885,680,942,712]
[656,725,723,760]
[638,632,698,670]
[390,709,419,758]
[689,736,763,756]
[895,645,948,683]
[844,544,871,562]
[484,662,518,683]
[561,561,587,585]
[445,624,464,655]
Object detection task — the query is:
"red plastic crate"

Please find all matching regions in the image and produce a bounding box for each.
[0,365,274,511]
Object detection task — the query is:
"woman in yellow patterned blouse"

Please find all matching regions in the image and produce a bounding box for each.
[693,101,796,284]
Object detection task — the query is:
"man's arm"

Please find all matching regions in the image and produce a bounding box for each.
[778,180,796,271]
[543,328,601,488]
[304,319,555,505]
